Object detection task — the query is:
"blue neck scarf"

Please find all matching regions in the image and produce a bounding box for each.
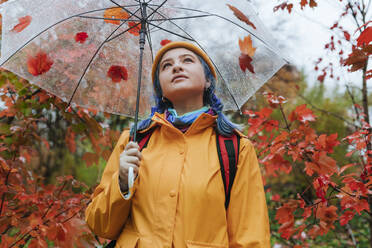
[166,106,210,126]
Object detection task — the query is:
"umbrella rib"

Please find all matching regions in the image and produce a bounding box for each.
[147,23,194,41]
[106,21,141,43]
[145,0,168,21]
[0,5,140,67]
[147,4,288,63]
[108,0,141,20]
[145,18,154,62]
[67,8,142,106]
[149,15,212,21]
[146,5,241,111]
[77,16,134,22]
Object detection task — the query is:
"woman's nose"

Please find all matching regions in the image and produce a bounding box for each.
[172,63,183,73]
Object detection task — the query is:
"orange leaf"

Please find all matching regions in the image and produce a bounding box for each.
[41,138,50,150]
[27,51,53,76]
[104,8,129,25]
[317,205,338,223]
[338,163,355,175]
[344,49,368,72]
[82,152,100,167]
[309,0,318,7]
[65,127,76,153]
[273,3,293,14]
[317,151,338,175]
[11,15,32,33]
[239,35,256,57]
[227,4,256,29]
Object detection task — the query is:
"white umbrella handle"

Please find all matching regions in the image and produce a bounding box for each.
[128,166,134,189]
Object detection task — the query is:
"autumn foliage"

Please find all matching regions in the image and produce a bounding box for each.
[0,0,371,247]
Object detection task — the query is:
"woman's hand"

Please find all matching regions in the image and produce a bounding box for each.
[119,141,143,192]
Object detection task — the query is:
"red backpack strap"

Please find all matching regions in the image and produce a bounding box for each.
[130,128,156,151]
[216,132,240,209]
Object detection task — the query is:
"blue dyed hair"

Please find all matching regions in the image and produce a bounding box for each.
[131,55,240,137]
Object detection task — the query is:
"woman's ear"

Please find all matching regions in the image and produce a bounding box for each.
[205,79,211,89]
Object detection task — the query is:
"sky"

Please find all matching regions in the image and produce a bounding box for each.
[251,0,370,91]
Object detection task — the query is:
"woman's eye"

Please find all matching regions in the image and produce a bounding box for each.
[162,63,171,69]
[184,58,193,62]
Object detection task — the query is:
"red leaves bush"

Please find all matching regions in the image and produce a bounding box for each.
[245,92,371,242]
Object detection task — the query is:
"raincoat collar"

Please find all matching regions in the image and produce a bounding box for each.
[148,111,217,135]
[139,112,245,138]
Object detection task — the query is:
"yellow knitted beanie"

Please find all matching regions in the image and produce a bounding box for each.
[151,41,217,83]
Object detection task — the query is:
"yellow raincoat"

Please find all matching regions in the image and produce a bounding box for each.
[85,112,270,248]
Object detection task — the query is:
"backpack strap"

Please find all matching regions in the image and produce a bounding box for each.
[216,133,240,209]
[130,128,156,151]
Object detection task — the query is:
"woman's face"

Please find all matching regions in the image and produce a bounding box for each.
[158,48,210,106]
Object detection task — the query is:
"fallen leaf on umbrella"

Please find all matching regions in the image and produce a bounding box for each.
[11,15,32,33]
[238,35,256,74]
[75,32,88,43]
[27,51,53,76]
[128,22,141,36]
[239,35,256,57]
[239,54,255,74]
[107,65,128,83]
[227,4,256,30]
[104,8,129,25]
[161,39,172,46]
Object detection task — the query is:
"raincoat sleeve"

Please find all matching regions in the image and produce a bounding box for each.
[85,130,133,240]
[227,138,271,248]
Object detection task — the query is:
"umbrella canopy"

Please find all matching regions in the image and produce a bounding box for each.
[0,0,287,118]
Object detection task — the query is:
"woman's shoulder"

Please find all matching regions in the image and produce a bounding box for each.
[117,129,131,149]
[233,129,255,152]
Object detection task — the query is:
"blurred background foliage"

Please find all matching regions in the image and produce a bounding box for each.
[2,59,369,246]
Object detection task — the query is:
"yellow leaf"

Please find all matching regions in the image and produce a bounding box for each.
[104,8,129,25]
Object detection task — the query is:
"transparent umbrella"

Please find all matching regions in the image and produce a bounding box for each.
[0,0,288,140]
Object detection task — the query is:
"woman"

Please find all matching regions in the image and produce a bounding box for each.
[85,41,270,248]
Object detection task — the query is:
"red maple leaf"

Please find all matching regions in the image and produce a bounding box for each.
[357,26,372,47]
[339,211,354,226]
[289,104,316,123]
[128,22,141,36]
[366,69,372,80]
[272,194,281,201]
[160,39,172,46]
[239,53,255,74]
[107,65,128,83]
[11,15,32,33]
[273,3,293,13]
[75,32,88,43]
[27,51,54,76]
[300,0,308,9]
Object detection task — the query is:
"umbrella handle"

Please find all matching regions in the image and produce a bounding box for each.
[128,166,134,190]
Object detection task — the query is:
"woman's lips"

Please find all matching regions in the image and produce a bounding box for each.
[172,75,188,82]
